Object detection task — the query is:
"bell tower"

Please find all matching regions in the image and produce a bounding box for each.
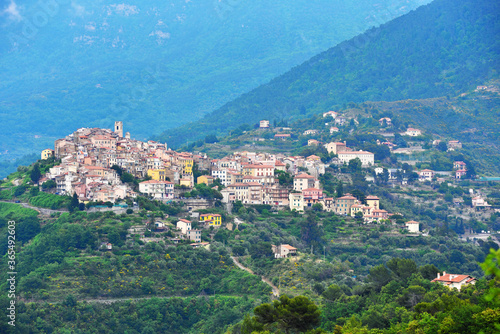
[114,121,123,138]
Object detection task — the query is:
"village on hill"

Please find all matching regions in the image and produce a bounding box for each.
[35,113,495,238]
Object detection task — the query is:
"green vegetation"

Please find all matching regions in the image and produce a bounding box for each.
[1,0,429,163]
[159,0,499,150]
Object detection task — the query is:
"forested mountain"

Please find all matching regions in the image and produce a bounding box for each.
[158,0,500,147]
[0,0,429,162]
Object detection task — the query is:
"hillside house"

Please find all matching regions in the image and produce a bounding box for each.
[365,209,389,223]
[308,139,320,146]
[338,151,375,167]
[302,188,324,207]
[303,129,318,136]
[289,192,304,212]
[448,140,462,150]
[293,173,319,191]
[335,117,347,126]
[186,229,202,243]
[455,170,467,179]
[200,214,222,227]
[453,161,467,170]
[272,244,297,258]
[139,180,174,199]
[177,219,192,234]
[405,221,420,233]
[275,133,291,140]
[323,111,338,118]
[330,127,339,134]
[336,194,358,215]
[404,128,422,137]
[472,196,490,208]
[324,142,348,155]
[378,117,392,126]
[41,149,55,160]
[366,195,380,210]
[197,175,214,186]
[418,169,435,181]
[431,272,476,291]
[260,120,270,128]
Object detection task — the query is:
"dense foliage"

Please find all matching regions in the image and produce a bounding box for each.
[0,0,428,161]
[159,0,499,148]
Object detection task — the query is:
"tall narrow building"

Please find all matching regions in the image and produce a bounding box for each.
[114,121,123,138]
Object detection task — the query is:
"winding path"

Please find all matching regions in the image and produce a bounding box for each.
[231,256,280,297]
[0,200,66,215]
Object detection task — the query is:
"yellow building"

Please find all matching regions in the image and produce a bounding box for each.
[200,214,222,226]
[147,169,168,181]
[180,178,192,187]
[41,149,54,160]
[197,175,214,186]
[179,158,194,175]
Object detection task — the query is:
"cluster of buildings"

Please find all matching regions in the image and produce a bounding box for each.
[207,151,327,207]
[40,122,208,203]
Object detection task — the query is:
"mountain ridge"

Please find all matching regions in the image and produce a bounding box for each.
[157,0,499,148]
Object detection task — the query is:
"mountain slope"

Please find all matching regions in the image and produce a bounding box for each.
[0,0,430,160]
[158,0,500,147]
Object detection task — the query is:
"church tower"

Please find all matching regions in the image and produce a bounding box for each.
[114,121,123,138]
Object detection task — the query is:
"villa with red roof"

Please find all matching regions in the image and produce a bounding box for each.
[431,272,476,291]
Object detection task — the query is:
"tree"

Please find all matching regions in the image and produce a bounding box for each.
[253,295,321,333]
[322,284,343,301]
[368,265,392,291]
[386,258,418,282]
[419,264,439,280]
[110,165,123,176]
[437,141,448,152]
[300,213,324,252]
[30,164,42,184]
[42,179,56,190]
[348,158,362,174]
[205,134,218,144]
[120,172,135,183]
[336,182,344,198]
[355,211,364,226]
[17,217,41,243]
[249,241,273,259]
[68,193,79,212]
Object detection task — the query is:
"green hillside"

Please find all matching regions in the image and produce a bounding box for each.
[0,0,429,164]
[158,0,500,148]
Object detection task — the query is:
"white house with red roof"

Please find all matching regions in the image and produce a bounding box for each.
[259,120,270,128]
[405,221,420,233]
[472,196,490,207]
[404,128,422,136]
[453,161,467,170]
[323,111,339,118]
[330,127,339,134]
[455,169,467,179]
[431,272,476,291]
[418,169,435,181]
[272,244,298,258]
[293,173,319,191]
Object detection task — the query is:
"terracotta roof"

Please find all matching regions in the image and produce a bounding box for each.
[432,274,474,283]
[406,220,420,224]
[338,195,357,200]
[302,188,322,192]
[140,180,173,184]
[338,151,374,155]
[294,173,315,179]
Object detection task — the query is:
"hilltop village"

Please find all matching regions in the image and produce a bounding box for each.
[37,114,494,233]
